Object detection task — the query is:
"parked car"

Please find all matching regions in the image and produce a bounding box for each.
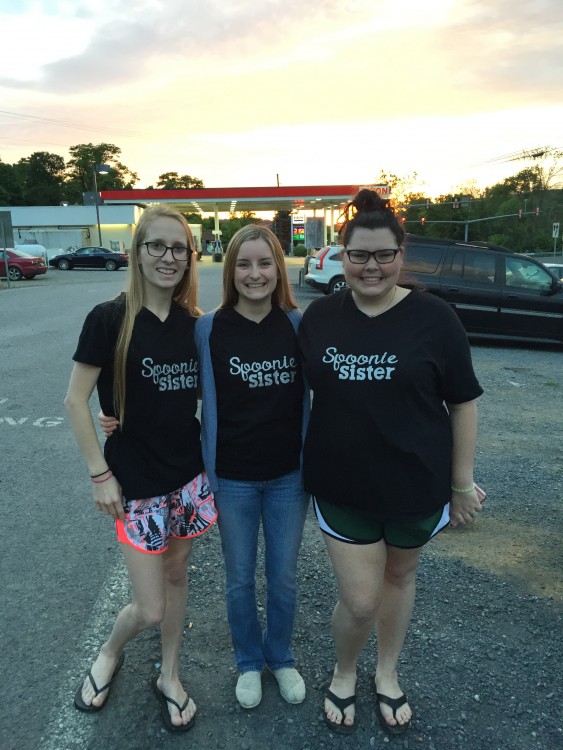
[15,243,47,264]
[0,248,48,280]
[305,245,346,293]
[303,247,324,274]
[544,263,563,282]
[307,235,563,345]
[49,246,128,271]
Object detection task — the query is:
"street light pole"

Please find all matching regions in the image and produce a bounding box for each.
[92,164,111,245]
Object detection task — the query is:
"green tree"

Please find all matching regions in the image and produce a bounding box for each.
[272,211,291,252]
[0,159,25,205]
[156,172,205,189]
[180,212,204,224]
[481,167,544,251]
[219,211,260,245]
[65,143,139,204]
[20,151,66,205]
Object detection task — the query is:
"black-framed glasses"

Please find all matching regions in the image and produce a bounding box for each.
[141,241,191,261]
[345,248,400,264]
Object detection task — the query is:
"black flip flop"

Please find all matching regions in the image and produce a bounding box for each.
[74,652,125,712]
[152,675,196,733]
[376,690,411,735]
[324,688,357,734]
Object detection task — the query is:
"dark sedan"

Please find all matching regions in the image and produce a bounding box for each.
[49,246,128,271]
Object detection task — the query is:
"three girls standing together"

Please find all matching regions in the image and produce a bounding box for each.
[66,190,483,736]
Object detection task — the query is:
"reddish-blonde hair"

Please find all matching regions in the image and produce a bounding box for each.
[221,225,297,310]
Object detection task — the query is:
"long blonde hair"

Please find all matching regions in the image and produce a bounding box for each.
[222,225,297,310]
[114,205,200,425]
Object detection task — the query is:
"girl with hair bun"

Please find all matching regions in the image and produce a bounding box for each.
[298,188,483,735]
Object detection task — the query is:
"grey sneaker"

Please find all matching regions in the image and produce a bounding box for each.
[235,671,262,709]
[272,667,306,704]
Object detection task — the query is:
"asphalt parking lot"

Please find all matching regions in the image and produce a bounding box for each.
[1,263,561,750]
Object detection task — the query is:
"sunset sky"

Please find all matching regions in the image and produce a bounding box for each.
[1,0,562,199]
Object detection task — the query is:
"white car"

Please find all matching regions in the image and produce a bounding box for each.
[544,263,563,281]
[304,245,346,294]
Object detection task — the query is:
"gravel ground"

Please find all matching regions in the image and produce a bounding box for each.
[70,340,562,750]
[4,264,561,750]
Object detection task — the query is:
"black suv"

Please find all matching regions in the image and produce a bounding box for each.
[401,236,563,345]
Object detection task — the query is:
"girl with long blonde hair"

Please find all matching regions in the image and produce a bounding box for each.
[65,205,216,733]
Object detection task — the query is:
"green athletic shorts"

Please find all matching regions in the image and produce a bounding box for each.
[313,497,449,549]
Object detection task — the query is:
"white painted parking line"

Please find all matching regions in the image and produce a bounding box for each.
[0,398,65,427]
[39,561,129,750]
[0,416,64,426]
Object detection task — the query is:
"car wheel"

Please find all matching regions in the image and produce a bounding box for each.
[8,267,22,281]
[58,259,71,270]
[328,276,347,294]
[105,260,118,271]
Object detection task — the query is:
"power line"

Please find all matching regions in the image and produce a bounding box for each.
[480,146,562,165]
[0,135,70,148]
[0,110,139,138]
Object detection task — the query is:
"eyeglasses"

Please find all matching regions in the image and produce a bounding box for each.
[141,241,191,261]
[345,248,400,264]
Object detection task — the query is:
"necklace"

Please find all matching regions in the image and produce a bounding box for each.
[365,286,397,318]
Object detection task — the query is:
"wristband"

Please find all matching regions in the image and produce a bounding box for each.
[451,483,475,493]
[92,471,113,484]
[90,469,111,479]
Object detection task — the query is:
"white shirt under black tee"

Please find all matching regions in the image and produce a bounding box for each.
[210,305,303,481]
[73,294,203,499]
[298,288,483,521]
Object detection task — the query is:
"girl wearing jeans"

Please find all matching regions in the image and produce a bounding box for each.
[195,225,310,709]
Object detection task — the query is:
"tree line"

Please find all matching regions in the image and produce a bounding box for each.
[0,143,204,207]
[378,161,563,253]
[1,144,561,253]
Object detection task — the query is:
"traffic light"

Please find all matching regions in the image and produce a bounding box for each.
[420,217,426,226]
[518,208,522,220]
[401,216,407,224]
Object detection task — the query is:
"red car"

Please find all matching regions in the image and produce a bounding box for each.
[0,248,48,280]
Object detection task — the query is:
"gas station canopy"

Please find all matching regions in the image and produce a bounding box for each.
[101,184,390,215]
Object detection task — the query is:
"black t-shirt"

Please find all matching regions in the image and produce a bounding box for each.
[73,295,203,499]
[210,306,303,481]
[298,289,483,520]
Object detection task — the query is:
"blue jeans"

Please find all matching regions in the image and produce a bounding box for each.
[215,470,309,673]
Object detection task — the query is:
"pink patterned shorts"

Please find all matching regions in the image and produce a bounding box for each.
[115,471,217,554]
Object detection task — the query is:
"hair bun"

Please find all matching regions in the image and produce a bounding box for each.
[339,187,404,247]
[352,188,389,212]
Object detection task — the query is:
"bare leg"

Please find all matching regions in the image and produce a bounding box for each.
[375,545,422,729]
[80,544,167,708]
[157,537,196,727]
[322,536,387,728]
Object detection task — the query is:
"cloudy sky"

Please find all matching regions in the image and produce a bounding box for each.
[1,0,562,197]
